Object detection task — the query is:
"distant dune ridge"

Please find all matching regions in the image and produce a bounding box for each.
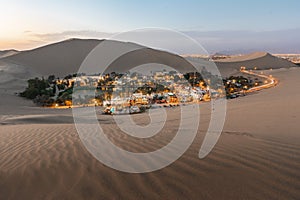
[1,39,205,78]
[215,52,297,76]
[0,38,297,95]
[0,50,19,59]
[217,52,270,62]
[0,38,297,80]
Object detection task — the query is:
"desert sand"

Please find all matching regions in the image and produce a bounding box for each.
[215,52,298,77]
[0,67,299,199]
[0,40,299,199]
[3,39,296,78]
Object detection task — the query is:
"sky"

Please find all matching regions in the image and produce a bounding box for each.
[1,0,300,53]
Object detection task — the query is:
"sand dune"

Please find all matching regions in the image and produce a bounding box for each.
[0,68,299,199]
[2,39,103,77]
[0,61,39,94]
[2,39,296,81]
[215,52,298,77]
[0,50,19,59]
[217,52,269,62]
[2,39,208,77]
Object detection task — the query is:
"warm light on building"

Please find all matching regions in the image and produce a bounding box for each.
[240,66,246,71]
[64,100,72,107]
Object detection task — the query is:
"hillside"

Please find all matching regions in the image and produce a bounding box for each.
[1,39,297,83]
[0,50,19,58]
[2,39,103,77]
[1,39,207,77]
[215,52,298,76]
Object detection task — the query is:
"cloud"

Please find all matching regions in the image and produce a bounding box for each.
[3,29,300,53]
[183,29,300,54]
[26,30,115,42]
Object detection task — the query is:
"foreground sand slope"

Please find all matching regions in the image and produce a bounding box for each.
[0,68,300,199]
